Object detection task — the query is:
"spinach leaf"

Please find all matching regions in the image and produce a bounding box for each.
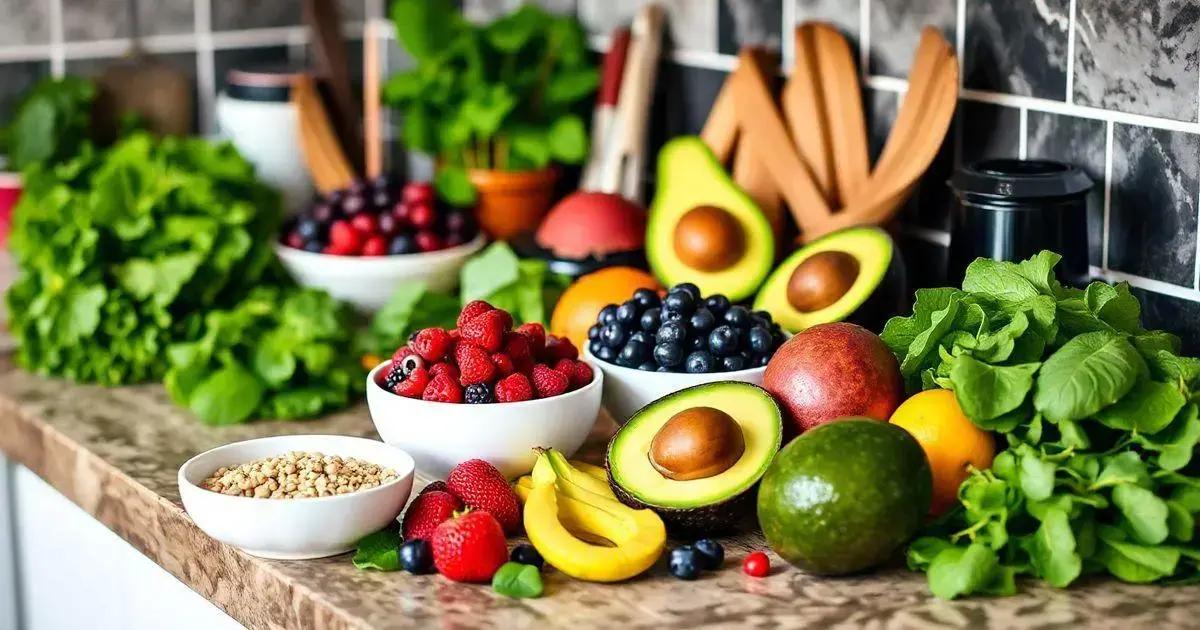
[1033,331,1143,423]
[949,356,1039,421]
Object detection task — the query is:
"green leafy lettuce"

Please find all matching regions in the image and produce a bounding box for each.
[2,76,96,171]
[886,251,1200,597]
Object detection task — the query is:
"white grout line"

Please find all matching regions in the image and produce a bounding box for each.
[48,0,64,76]
[1090,266,1200,302]
[955,0,966,71]
[1066,0,1077,104]
[781,0,794,71]
[194,0,215,136]
[1102,120,1114,270]
[0,45,52,63]
[1194,162,1200,290]
[1018,107,1028,159]
[859,0,871,77]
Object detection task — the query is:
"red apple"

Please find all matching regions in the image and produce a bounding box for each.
[762,322,904,435]
[535,192,645,259]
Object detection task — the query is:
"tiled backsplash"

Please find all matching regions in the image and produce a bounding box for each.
[2,0,1199,349]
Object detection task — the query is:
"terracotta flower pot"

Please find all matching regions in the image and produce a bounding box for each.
[468,167,558,240]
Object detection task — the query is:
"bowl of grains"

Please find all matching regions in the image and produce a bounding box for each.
[178,435,415,559]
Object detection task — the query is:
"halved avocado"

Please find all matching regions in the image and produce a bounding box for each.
[606,381,783,535]
[754,226,906,333]
[646,137,774,301]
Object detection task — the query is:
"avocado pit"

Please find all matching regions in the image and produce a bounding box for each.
[786,250,860,312]
[672,205,745,272]
[648,406,746,481]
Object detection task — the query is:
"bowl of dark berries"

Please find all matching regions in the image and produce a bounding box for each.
[582,282,787,423]
[276,177,486,312]
[365,301,603,479]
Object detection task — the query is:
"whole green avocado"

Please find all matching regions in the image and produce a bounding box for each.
[757,419,931,575]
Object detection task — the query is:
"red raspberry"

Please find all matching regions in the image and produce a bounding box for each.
[410,204,436,230]
[494,373,534,402]
[328,219,363,254]
[531,364,569,399]
[401,489,461,541]
[554,359,594,390]
[403,182,434,206]
[515,322,546,351]
[541,335,579,361]
[412,327,453,362]
[428,361,460,382]
[350,212,378,235]
[392,366,431,398]
[503,332,531,361]
[457,300,495,328]
[491,353,515,377]
[422,373,464,403]
[361,235,387,256]
[460,310,507,352]
[455,343,496,386]
[414,230,443,252]
[391,345,415,364]
[513,356,536,375]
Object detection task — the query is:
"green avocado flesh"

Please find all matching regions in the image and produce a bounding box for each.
[647,137,774,302]
[607,381,782,532]
[754,226,902,333]
[756,419,931,575]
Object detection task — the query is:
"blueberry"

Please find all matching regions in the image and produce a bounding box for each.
[633,288,661,309]
[657,321,687,345]
[724,305,750,328]
[598,304,618,326]
[674,282,702,301]
[628,331,650,346]
[596,345,617,362]
[399,539,435,574]
[693,539,724,570]
[588,324,602,341]
[661,309,685,323]
[325,189,345,206]
[748,326,774,354]
[656,366,672,372]
[669,546,702,580]
[663,290,695,316]
[616,300,641,324]
[704,294,731,316]
[388,234,417,255]
[757,354,770,367]
[721,356,746,372]
[588,339,602,355]
[637,361,657,371]
[618,340,649,367]
[685,351,715,374]
[752,309,774,324]
[510,543,544,569]
[296,217,322,239]
[689,308,716,332]
[370,173,393,191]
[688,335,707,351]
[640,307,662,331]
[708,326,739,356]
[310,202,335,223]
[372,189,393,210]
[600,322,627,348]
[653,342,684,368]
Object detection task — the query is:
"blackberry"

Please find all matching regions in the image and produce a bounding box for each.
[383,366,404,391]
[464,383,493,404]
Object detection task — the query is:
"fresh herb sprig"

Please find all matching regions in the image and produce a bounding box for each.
[886,251,1200,598]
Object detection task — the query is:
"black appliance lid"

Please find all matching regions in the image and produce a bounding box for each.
[949,158,1093,201]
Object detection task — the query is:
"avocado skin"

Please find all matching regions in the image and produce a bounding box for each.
[607,463,757,536]
[756,419,931,575]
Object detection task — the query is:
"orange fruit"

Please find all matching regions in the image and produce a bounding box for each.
[889,389,995,516]
[551,267,662,350]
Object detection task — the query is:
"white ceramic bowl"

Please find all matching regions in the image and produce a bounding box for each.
[366,359,603,479]
[178,435,415,560]
[584,346,767,424]
[275,234,486,312]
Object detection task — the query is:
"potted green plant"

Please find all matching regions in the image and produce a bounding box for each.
[384,0,598,239]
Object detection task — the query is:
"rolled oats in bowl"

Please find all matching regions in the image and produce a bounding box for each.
[200,451,398,499]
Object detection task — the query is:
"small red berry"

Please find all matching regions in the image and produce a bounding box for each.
[409,203,436,231]
[491,352,515,377]
[455,343,496,386]
[428,361,460,382]
[391,201,412,226]
[541,335,579,361]
[515,322,546,351]
[414,230,443,252]
[403,182,434,206]
[503,332,531,361]
[328,219,363,254]
[460,310,508,352]
[392,366,431,398]
[458,301,495,328]
[285,231,305,249]
[743,551,770,578]
[494,373,534,403]
[361,235,388,256]
[422,373,464,403]
[531,364,569,399]
[350,212,378,235]
[412,327,453,362]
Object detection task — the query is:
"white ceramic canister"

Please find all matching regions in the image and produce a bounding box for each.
[215,66,313,215]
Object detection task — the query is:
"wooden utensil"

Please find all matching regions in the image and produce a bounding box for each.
[731,48,784,235]
[870,28,951,187]
[781,23,834,204]
[293,75,357,194]
[363,20,383,179]
[303,0,362,173]
[581,27,631,190]
[700,75,738,163]
[813,22,870,208]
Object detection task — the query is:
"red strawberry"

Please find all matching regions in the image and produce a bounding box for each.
[419,480,449,495]
[423,373,464,403]
[541,335,579,361]
[428,361,460,382]
[515,322,546,351]
[392,366,431,398]
[401,490,462,541]
[460,310,508,352]
[491,352,515,377]
[412,327,453,362]
[531,363,569,399]
[446,460,521,534]
[430,511,508,582]
[457,300,495,328]
[503,332,531,361]
[455,343,496,386]
[361,235,388,256]
[494,372,534,403]
[554,358,594,390]
[328,219,363,254]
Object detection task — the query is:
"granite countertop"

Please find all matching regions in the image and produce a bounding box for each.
[1,357,1198,629]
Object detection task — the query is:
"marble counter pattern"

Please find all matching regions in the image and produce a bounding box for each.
[1,358,1199,629]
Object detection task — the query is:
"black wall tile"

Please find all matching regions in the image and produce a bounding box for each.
[793,0,861,50]
[1133,288,1200,354]
[1025,111,1106,267]
[212,0,302,31]
[868,0,956,78]
[1074,0,1200,122]
[963,0,1068,100]
[1108,124,1199,287]
[898,234,948,292]
[865,88,897,163]
[958,101,1020,164]
[0,61,51,124]
[898,108,958,232]
[718,0,782,55]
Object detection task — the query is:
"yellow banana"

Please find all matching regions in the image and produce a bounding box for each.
[514,459,609,503]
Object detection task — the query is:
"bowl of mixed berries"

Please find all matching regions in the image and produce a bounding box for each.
[276,177,485,312]
[366,300,603,479]
[583,282,787,423]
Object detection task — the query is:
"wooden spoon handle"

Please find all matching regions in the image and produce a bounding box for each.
[871,28,951,185]
[701,74,739,163]
[781,23,834,203]
[813,22,870,208]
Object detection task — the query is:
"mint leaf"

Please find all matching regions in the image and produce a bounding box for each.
[1033,331,1144,423]
[949,356,1039,422]
[492,561,543,598]
[352,528,402,571]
